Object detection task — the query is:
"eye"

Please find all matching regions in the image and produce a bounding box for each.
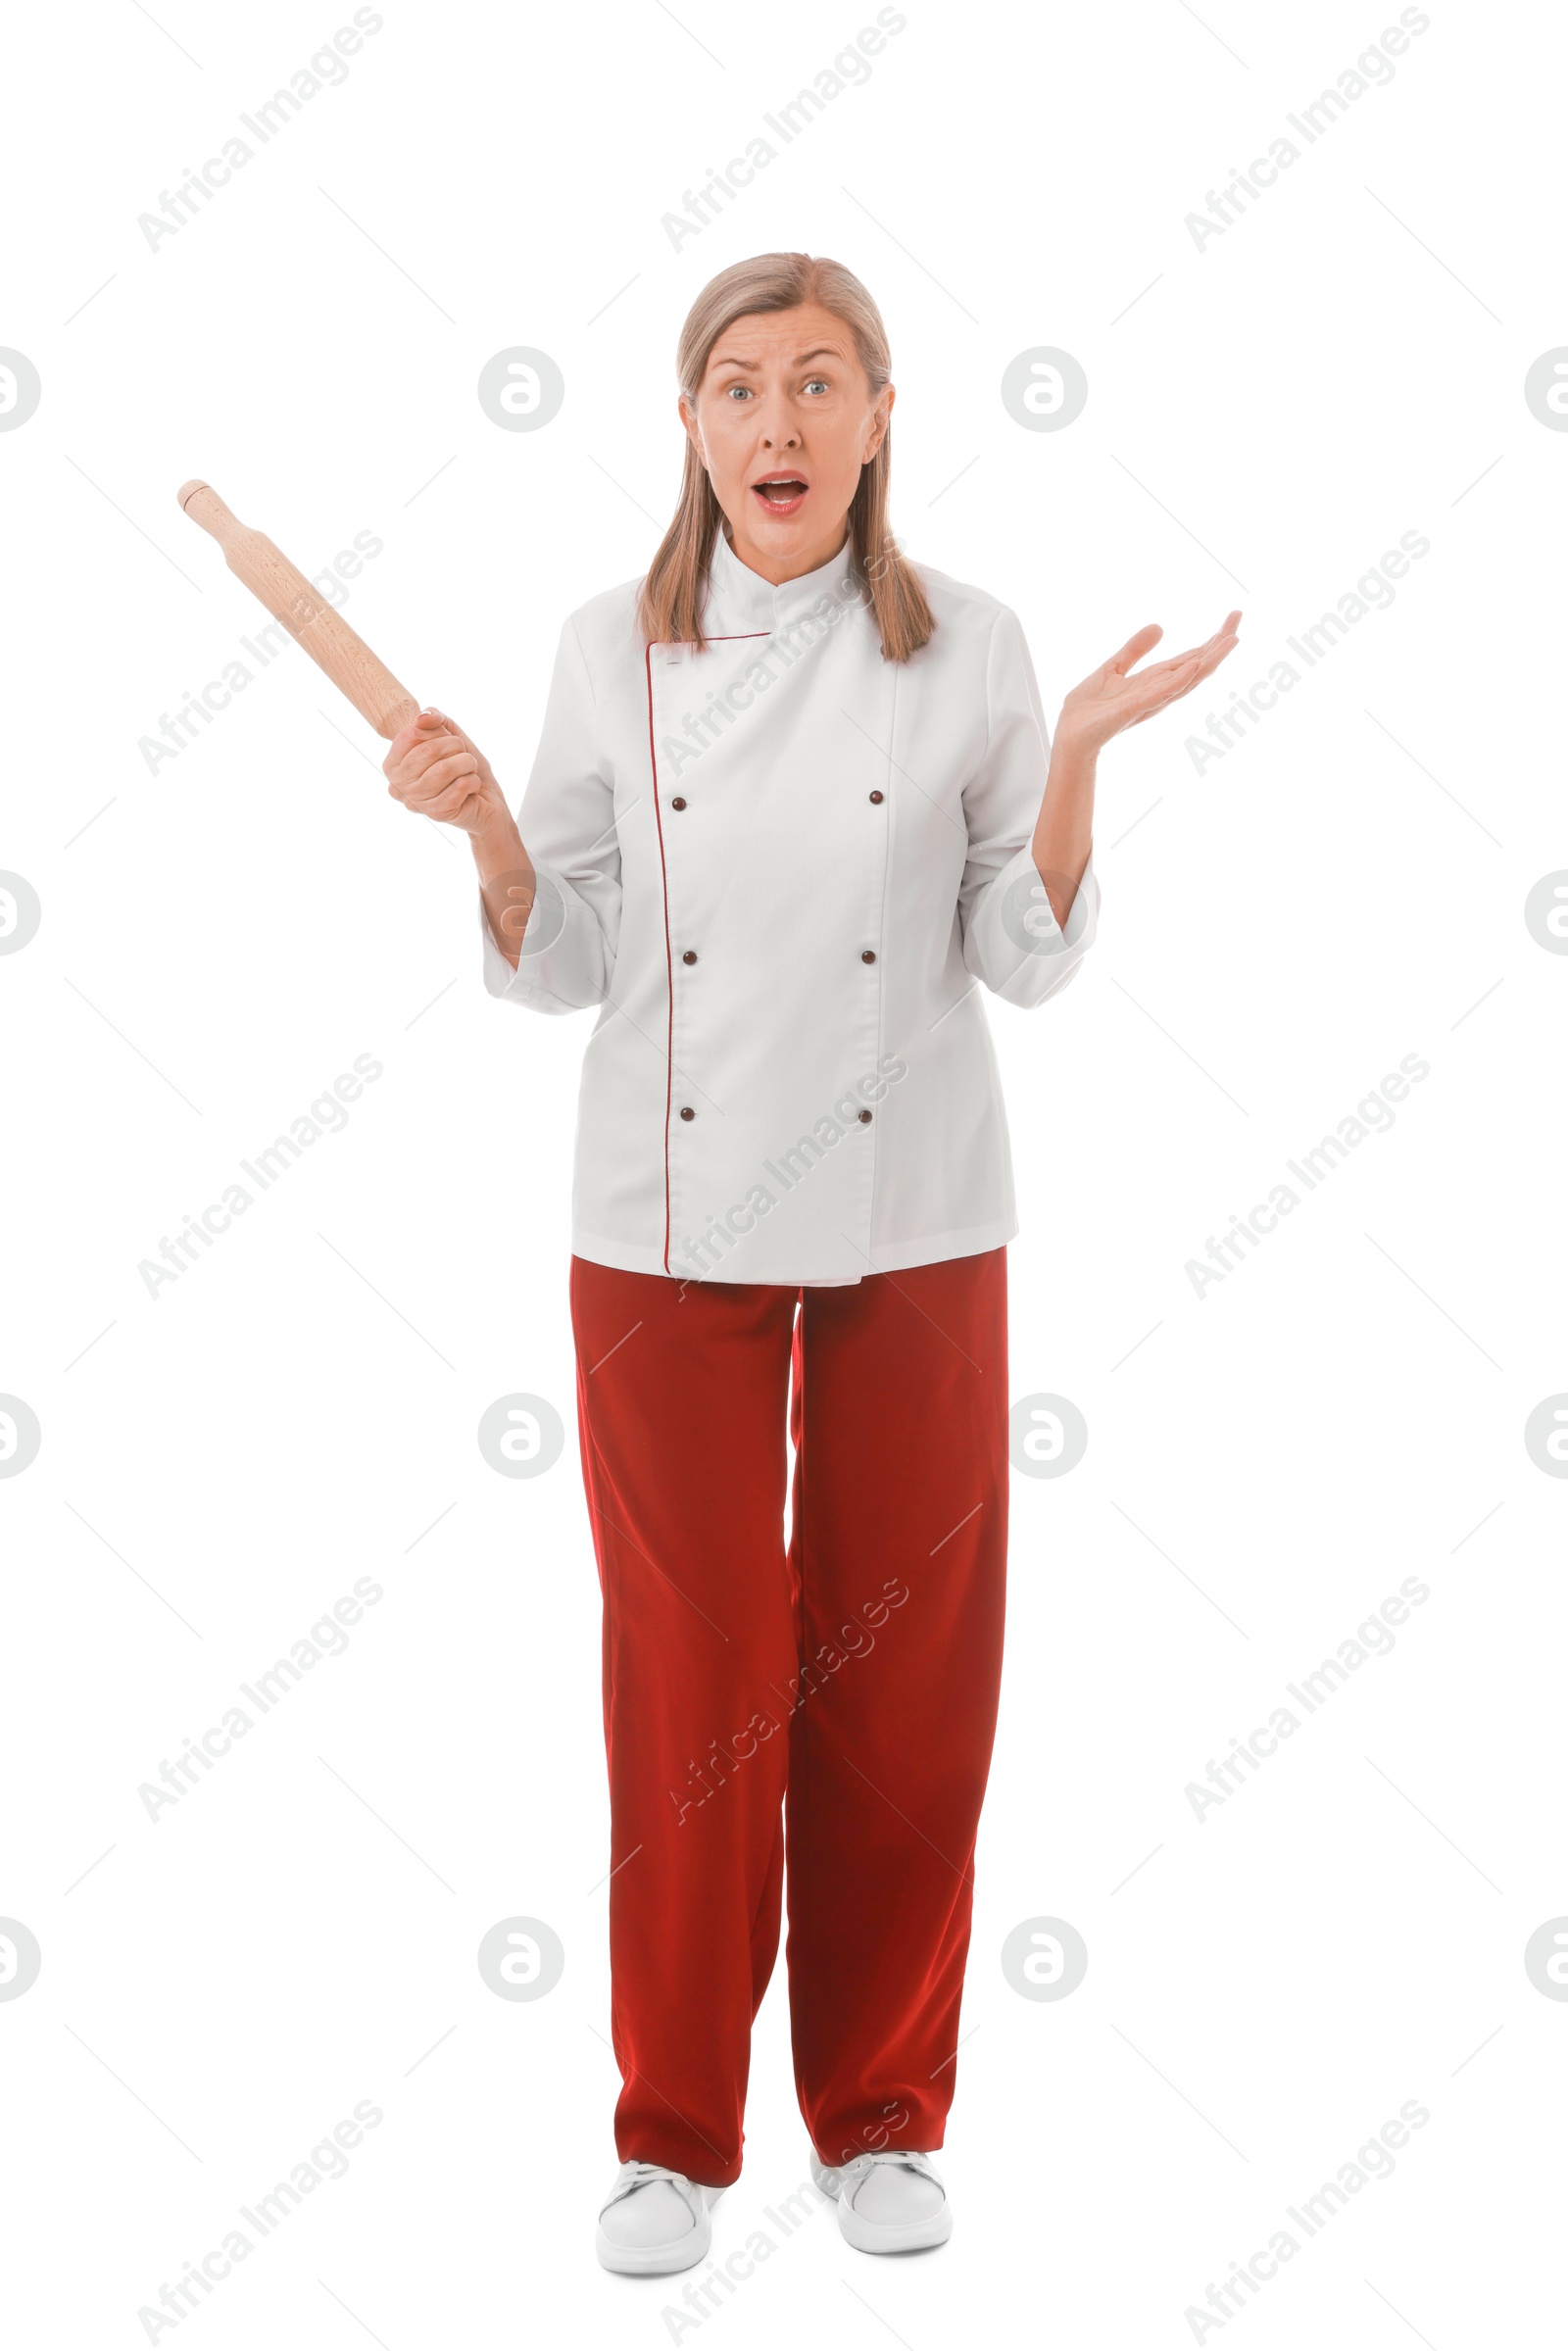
[724,383,752,401]
[804,375,830,394]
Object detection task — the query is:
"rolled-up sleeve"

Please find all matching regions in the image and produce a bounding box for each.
[957,604,1099,1009]
[480,616,620,1014]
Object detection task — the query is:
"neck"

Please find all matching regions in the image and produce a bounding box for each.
[721,514,851,587]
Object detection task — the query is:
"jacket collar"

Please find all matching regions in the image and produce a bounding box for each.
[703,521,859,635]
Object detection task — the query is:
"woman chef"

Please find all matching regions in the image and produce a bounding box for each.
[382,251,1239,2274]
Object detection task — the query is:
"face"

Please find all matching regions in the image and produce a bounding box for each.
[679,300,894,584]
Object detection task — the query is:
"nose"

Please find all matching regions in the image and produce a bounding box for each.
[755,392,802,450]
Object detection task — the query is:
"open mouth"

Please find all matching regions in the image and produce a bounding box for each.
[751,473,808,514]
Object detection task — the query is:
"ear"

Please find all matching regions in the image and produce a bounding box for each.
[678,391,705,465]
[862,383,895,463]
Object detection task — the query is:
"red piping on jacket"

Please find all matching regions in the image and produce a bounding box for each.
[644,631,769,1277]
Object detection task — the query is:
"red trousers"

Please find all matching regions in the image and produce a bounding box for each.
[568,1247,1009,2187]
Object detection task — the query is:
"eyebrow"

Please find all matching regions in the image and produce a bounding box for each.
[709,346,843,372]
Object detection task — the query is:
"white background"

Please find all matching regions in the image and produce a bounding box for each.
[3,0,1564,2343]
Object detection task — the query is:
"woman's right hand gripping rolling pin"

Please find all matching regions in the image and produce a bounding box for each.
[382,710,534,969]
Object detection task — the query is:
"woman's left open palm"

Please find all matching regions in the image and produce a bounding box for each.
[1058,611,1242,756]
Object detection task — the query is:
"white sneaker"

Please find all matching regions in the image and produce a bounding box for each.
[595,2159,725,2276]
[809,2149,953,2253]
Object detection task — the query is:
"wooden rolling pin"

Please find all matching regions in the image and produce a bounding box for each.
[176,480,419,739]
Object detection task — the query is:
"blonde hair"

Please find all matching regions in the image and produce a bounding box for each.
[636,252,934,663]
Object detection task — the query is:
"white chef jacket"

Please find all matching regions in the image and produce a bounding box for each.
[479,525,1100,1286]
